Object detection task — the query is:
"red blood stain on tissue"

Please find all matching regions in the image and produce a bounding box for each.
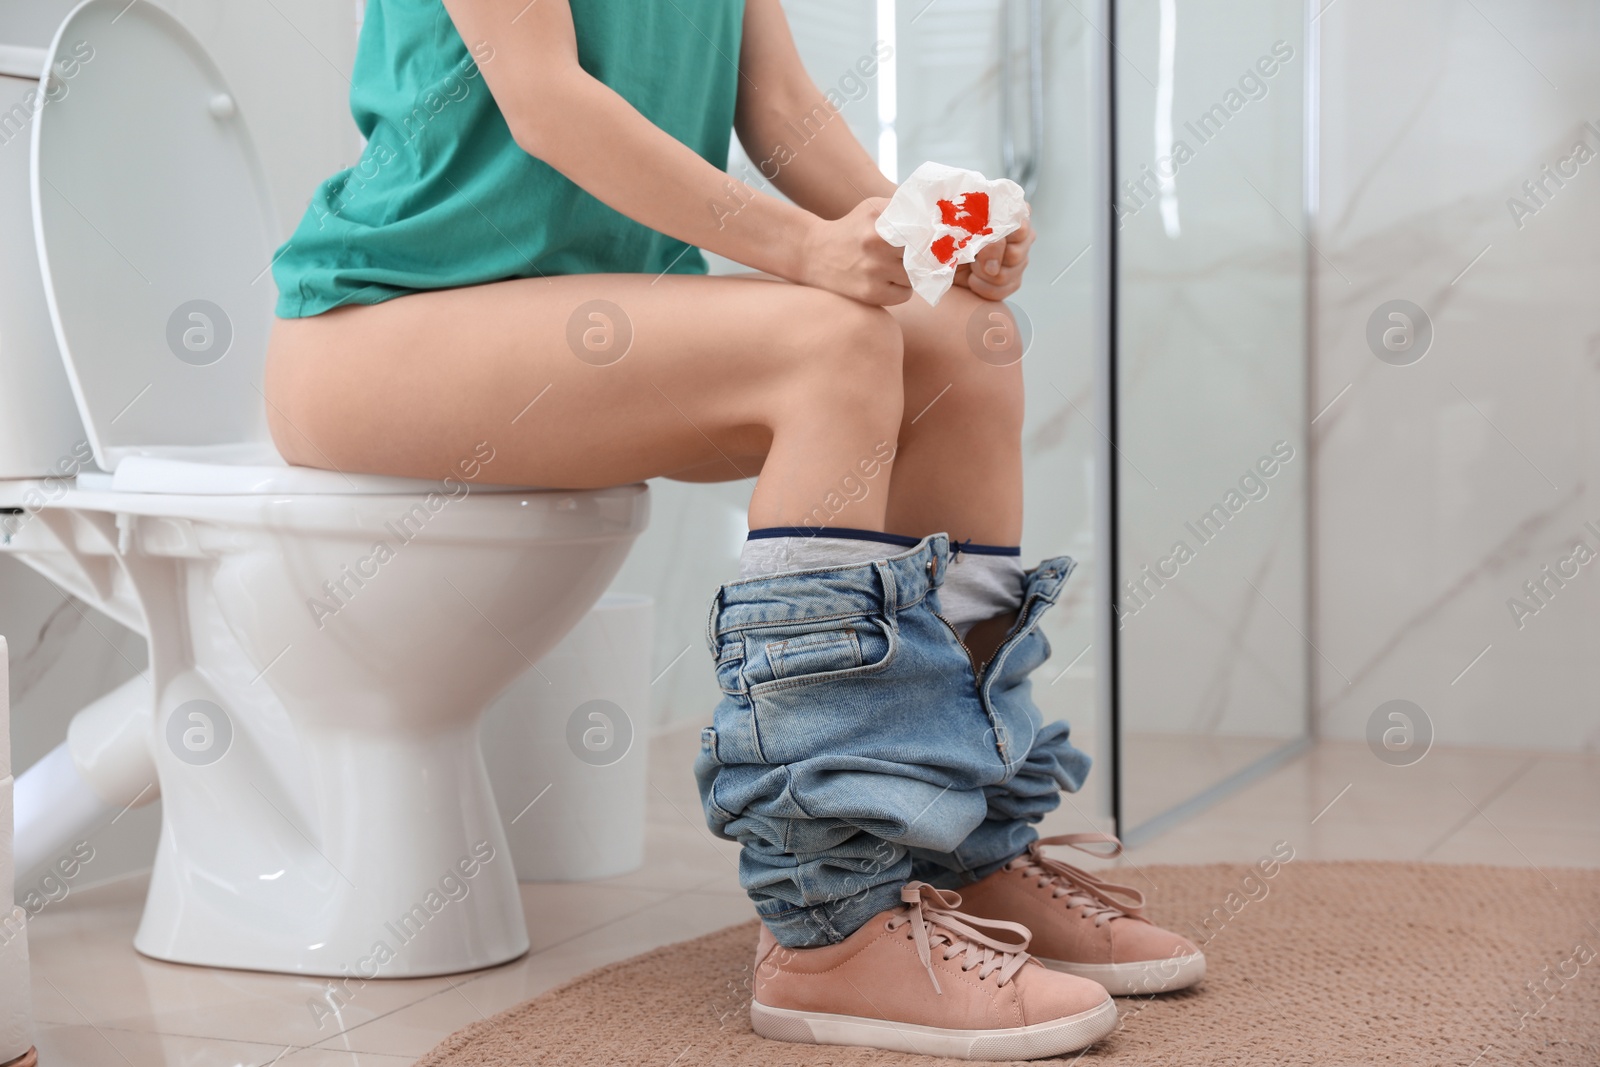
[930,191,993,264]
[939,192,991,231]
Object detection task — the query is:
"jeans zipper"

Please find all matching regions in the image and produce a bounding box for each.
[930,558,1053,680]
[933,587,1048,683]
[931,608,981,680]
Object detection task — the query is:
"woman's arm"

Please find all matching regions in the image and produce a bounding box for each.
[735,0,1034,301]
[442,0,909,305]
[733,0,896,219]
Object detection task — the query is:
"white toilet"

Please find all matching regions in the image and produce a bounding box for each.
[0,0,649,977]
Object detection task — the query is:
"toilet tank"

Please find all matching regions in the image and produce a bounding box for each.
[0,48,92,479]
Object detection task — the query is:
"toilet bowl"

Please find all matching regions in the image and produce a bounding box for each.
[0,0,649,976]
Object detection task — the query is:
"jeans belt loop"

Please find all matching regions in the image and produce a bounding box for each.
[877,557,898,616]
[1032,555,1074,602]
[704,587,724,654]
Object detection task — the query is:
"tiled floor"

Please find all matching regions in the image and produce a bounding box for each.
[1118,732,1293,830]
[23,727,1600,1066]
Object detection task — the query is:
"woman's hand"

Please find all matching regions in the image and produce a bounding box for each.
[955,219,1035,301]
[795,198,913,306]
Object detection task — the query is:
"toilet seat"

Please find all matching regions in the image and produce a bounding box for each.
[96,456,543,496]
[33,0,281,475]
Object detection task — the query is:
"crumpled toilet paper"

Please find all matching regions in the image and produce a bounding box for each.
[875,161,1030,306]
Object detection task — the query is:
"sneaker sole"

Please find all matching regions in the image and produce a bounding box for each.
[750,994,1118,1060]
[1038,951,1206,995]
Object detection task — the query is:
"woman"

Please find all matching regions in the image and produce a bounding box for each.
[266,0,1201,1057]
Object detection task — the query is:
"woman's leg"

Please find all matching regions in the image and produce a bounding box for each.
[882,287,1025,546]
[263,273,903,530]
[878,287,1027,668]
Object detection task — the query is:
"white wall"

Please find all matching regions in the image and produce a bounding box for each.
[1312,0,1600,752]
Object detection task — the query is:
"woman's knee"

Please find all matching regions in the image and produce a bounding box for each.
[780,292,905,429]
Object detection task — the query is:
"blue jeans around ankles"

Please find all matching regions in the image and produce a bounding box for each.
[693,534,1092,948]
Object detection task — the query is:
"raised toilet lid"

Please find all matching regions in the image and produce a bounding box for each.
[33,0,279,473]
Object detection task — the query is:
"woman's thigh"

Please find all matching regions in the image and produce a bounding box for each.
[264,272,901,488]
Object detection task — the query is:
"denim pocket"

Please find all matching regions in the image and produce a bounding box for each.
[768,629,862,680]
[743,615,896,695]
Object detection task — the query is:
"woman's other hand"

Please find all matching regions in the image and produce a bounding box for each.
[955,218,1035,302]
[796,198,912,306]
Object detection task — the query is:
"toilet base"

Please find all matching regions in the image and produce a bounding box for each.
[134,718,532,978]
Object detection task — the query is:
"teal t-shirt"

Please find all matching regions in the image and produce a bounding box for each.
[272,0,744,317]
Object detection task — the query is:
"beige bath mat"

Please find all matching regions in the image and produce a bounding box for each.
[415,861,1600,1065]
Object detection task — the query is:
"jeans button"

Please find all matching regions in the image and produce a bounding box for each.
[926,557,938,581]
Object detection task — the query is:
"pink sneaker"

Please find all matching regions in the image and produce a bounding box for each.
[750,883,1118,1060]
[957,834,1206,995]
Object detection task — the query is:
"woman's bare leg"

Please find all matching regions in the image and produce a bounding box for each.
[264,273,904,530]
[687,272,1025,546]
[871,287,1027,663]
[883,287,1025,546]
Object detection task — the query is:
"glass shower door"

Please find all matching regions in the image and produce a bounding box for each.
[1111,0,1313,841]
